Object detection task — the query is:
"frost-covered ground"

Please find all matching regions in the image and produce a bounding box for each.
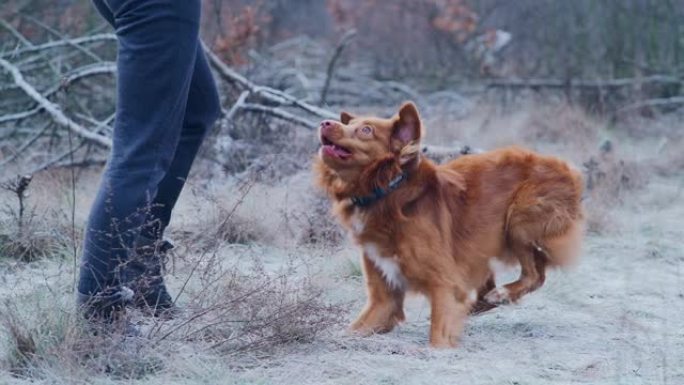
[2,173,683,385]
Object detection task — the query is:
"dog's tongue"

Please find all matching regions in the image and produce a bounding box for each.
[323,144,351,159]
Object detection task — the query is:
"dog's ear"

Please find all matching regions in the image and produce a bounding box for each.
[391,102,423,163]
[340,111,355,125]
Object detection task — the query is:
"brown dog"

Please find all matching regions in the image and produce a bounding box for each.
[314,102,584,348]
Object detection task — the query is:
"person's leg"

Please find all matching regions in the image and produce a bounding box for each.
[78,0,202,318]
[140,47,221,240]
[129,47,221,313]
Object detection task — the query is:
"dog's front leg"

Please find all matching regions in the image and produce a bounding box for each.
[428,286,469,348]
[349,254,405,336]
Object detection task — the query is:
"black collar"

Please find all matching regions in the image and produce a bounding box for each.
[350,172,408,207]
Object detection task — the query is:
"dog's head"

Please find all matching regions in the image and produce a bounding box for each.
[317,102,423,183]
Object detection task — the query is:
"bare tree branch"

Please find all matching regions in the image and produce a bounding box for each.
[0,58,112,148]
[60,62,116,86]
[0,62,115,125]
[0,33,116,58]
[203,42,337,120]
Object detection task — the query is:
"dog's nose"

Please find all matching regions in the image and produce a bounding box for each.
[320,120,335,135]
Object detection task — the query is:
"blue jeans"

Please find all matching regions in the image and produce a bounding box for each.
[78,0,221,295]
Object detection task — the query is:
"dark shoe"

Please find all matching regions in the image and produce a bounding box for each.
[124,236,177,317]
[76,286,141,336]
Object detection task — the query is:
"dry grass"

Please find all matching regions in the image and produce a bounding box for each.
[0,240,346,383]
[0,181,77,262]
[153,255,347,354]
[282,193,345,246]
[0,171,347,383]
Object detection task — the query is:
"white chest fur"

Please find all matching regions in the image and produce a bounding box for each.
[349,209,406,290]
[363,243,406,290]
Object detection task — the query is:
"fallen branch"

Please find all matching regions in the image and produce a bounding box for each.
[0,58,112,148]
[0,62,116,125]
[202,44,474,159]
[616,96,684,114]
[40,157,107,170]
[60,62,116,86]
[203,42,336,120]
[485,75,682,90]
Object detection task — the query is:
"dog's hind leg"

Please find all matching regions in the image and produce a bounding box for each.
[470,274,498,314]
[484,243,547,305]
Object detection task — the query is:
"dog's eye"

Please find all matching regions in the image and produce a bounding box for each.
[361,126,372,135]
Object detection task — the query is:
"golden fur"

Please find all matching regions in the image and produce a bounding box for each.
[315,102,584,348]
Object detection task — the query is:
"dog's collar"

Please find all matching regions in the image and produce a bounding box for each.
[350,172,408,207]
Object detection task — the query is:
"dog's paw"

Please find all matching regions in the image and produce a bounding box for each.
[469,300,497,315]
[347,323,376,337]
[484,287,511,305]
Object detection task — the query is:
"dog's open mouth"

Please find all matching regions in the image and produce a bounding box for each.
[320,135,352,159]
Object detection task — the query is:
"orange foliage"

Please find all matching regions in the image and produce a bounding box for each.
[212,4,270,65]
[326,0,478,43]
[430,0,478,43]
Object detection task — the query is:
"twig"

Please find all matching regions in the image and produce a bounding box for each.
[319,29,356,106]
[0,33,116,58]
[45,157,107,169]
[616,96,684,114]
[0,58,112,147]
[254,85,337,119]
[241,103,317,127]
[19,14,104,62]
[0,106,42,124]
[0,175,32,232]
[0,19,33,48]
[224,90,250,122]
[74,111,115,135]
[60,62,116,86]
